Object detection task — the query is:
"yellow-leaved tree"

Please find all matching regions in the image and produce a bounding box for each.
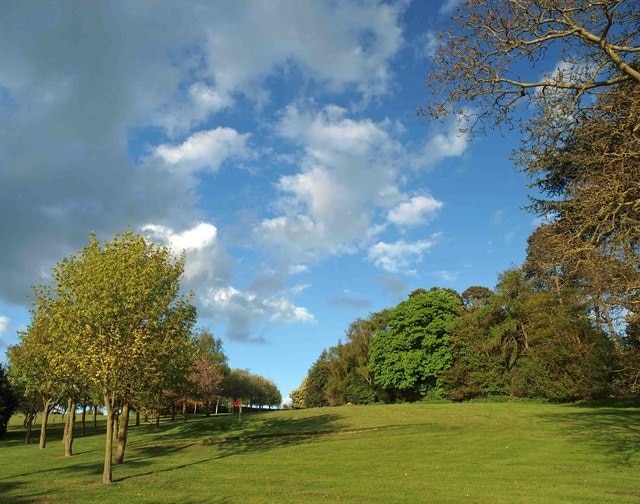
[37,231,196,484]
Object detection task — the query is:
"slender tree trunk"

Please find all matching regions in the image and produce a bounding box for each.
[39,398,53,449]
[115,403,129,464]
[81,400,87,436]
[215,398,220,415]
[63,398,76,457]
[93,405,98,434]
[182,399,188,422]
[103,400,114,484]
[24,413,35,444]
[114,409,120,439]
[135,409,140,427]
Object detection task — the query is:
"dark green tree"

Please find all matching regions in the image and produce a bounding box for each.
[370,288,462,402]
[304,351,331,408]
[0,363,18,440]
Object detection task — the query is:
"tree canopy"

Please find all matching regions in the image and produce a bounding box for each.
[369,288,461,401]
[34,231,197,483]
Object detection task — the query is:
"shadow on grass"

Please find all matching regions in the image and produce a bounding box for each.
[117,412,344,483]
[0,481,45,504]
[536,404,640,466]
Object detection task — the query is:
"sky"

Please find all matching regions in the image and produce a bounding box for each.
[0,0,543,402]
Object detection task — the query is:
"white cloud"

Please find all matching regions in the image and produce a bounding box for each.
[0,315,9,338]
[141,222,228,285]
[417,113,470,168]
[387,195,443,227]
[154,128,250,172]
[256,104,404,259]
[142,222,217,252]
[203,286,315,341]
[367,235,441,273]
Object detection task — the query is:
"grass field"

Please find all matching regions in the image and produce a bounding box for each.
[1,401,639,503]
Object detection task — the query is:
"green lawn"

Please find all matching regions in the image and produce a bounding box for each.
[1,401,639,503]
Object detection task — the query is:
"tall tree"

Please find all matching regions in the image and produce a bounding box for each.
[446,269,613,401]
[37,232,196,484]
[370,288,462,401]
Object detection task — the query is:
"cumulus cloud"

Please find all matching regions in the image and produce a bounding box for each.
[203,286,315,342]
[417,113,470,168]
[0,1,407,309]
[154,128,250,172]
[256,104,405,259]
[367,235,441,274]
[387,195,443,227]
[141,221,230,287]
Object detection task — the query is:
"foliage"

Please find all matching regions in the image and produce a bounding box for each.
[0,364,18,439]
[224,369,282,409]
[445,268,614,402]
[34,231,197,483]
[304,351,331,408]
[370,288,462,401]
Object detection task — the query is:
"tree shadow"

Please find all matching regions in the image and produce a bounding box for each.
[0,481,45,504]
[536,404,640,467]
[117,412,344,482]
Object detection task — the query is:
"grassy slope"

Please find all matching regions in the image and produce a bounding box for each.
[1,402,639,503]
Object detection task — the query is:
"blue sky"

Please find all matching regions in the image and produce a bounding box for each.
[0,0,542,401]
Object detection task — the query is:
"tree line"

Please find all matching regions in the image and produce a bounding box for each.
[293,0,640,409]
[0,232,281,484]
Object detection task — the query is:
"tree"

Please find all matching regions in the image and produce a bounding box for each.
[425,0,640,131]
[189,329,229,416]
[189,357,224,416]
[37,232,196,483]
[446,268,613,401]
[0,364,18,440]
[370,288,462,401]
[304,351,331,408]
[7,313,65,450]
[290,378,307,409]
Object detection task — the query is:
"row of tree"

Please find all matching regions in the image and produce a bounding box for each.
[1,232,281,484]
[293,263,636,408]
[293,0,640,408]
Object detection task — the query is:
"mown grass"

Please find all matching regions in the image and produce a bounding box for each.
[1,401,639,503]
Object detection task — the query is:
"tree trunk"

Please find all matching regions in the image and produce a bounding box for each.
[215,398,220,415]
[24,413,35,445]
[39,398,53,449]
[103,401,114,484]
[63,398,76,457]
[135,409,140,427]
[182,399,188,422]
[115,403,129,464]
[93,405,98,434]
[81,400,87,436]
[601,301,622,350]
